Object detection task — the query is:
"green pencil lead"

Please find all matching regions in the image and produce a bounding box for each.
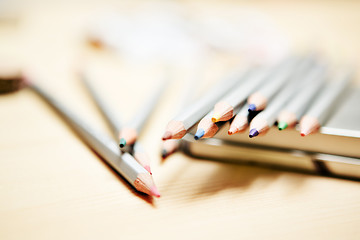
[119,138,126,148]
[278,122,288,131]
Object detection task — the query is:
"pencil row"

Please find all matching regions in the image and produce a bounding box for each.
[162,55,353,143]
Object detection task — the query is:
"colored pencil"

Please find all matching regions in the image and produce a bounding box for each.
[195,107,240,140]
[299,68,353,136]
[277,64,327,130]
[162,65,252,140]
[228,104,249,135]
[211,64,280,123]
[81,72,152,173]
[120,79,167,147]
[249,59,310,138]
[161,68,198,159]
[28,81,160,197]
[247,57,300,112]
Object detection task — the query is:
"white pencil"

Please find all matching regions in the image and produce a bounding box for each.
[82,71,152,174]
[211,60,289,123]
[247,57,300,112]
[120,79,167,147]
[28,81,160,197]
[249,60,311,138]
[195,106,241,139]
[277,64,327,130]
[161,67,199,159]
[299,68,353,136]
[228,104,249,135]
[162,65,252,140]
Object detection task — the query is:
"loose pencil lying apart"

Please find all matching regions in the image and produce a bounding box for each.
[29,78,160,197]
[81,71,152,174]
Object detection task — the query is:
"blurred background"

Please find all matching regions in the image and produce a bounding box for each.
[1,0,359,125]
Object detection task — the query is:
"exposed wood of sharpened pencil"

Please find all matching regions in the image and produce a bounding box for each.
[161,68,199,159]
[28,82,160,197]
[81,71,122,137]
[228,104,249,135]
[195,106,241,139]
[249,60,311,138]
[247,57,301,112]
[277,64,327,130]
[162,65,253,140]
[120,79,168,146]
[299,68,353,136]
[211,65,278,123]
[81,72,152,173]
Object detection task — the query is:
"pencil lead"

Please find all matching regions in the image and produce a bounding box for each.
[162,131,172,140]
[228,126,237,135]
[300,132,306,137]
[119,138,126,148]
[211,114,221,123]
[194,128,205,140]
[278,122,288,131]
[248,104,256,112]
[150,186,161,198]
[144,165,152,175]
[249,128,259,138]
[161,149,168,159]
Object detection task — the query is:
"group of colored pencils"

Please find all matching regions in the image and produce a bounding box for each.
[1,66,166,198]
[162,55,353,143]
[80,70,166,197]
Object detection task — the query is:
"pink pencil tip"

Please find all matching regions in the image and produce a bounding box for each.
[144,165,152,175]
[150,186,161,198]
[162,131,172,140]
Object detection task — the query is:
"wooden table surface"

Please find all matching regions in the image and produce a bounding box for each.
[1,1,360,239]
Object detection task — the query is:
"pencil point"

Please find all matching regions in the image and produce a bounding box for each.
[211,115,220,123]
[161,149,168,159]
[194,128,205,140]
[249,128,259,138]
[150,186,161,198]
[162,131,172,140]
[144,165,152,175]
[248,104,256,112]
[300,132,306,137]
[119,138,126,148]
[278,122,288,131]
[228,126,237,135]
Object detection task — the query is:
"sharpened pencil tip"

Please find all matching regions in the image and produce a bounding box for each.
[249,128,259,138]
[119,138,126,148]
[150,186,161,198]
[211,115,220,123]
[278,122,288,131]
[162,131,172,140]
[144,165,152,175]
[248,104,256,112]
[161,149,168,159]
[228,126,236,135]
[300,132,306,137]
[194,128,205,140]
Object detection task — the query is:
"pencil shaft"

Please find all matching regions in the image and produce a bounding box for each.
[305,68,353,124]
[284,65,327,119]
[255,58,299,100]
[221,67,273,108]
[82,74,122,136]
[255,62,311,126]
[129,81,167,132]
[174,66,252,129]
[29,83,147,185]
